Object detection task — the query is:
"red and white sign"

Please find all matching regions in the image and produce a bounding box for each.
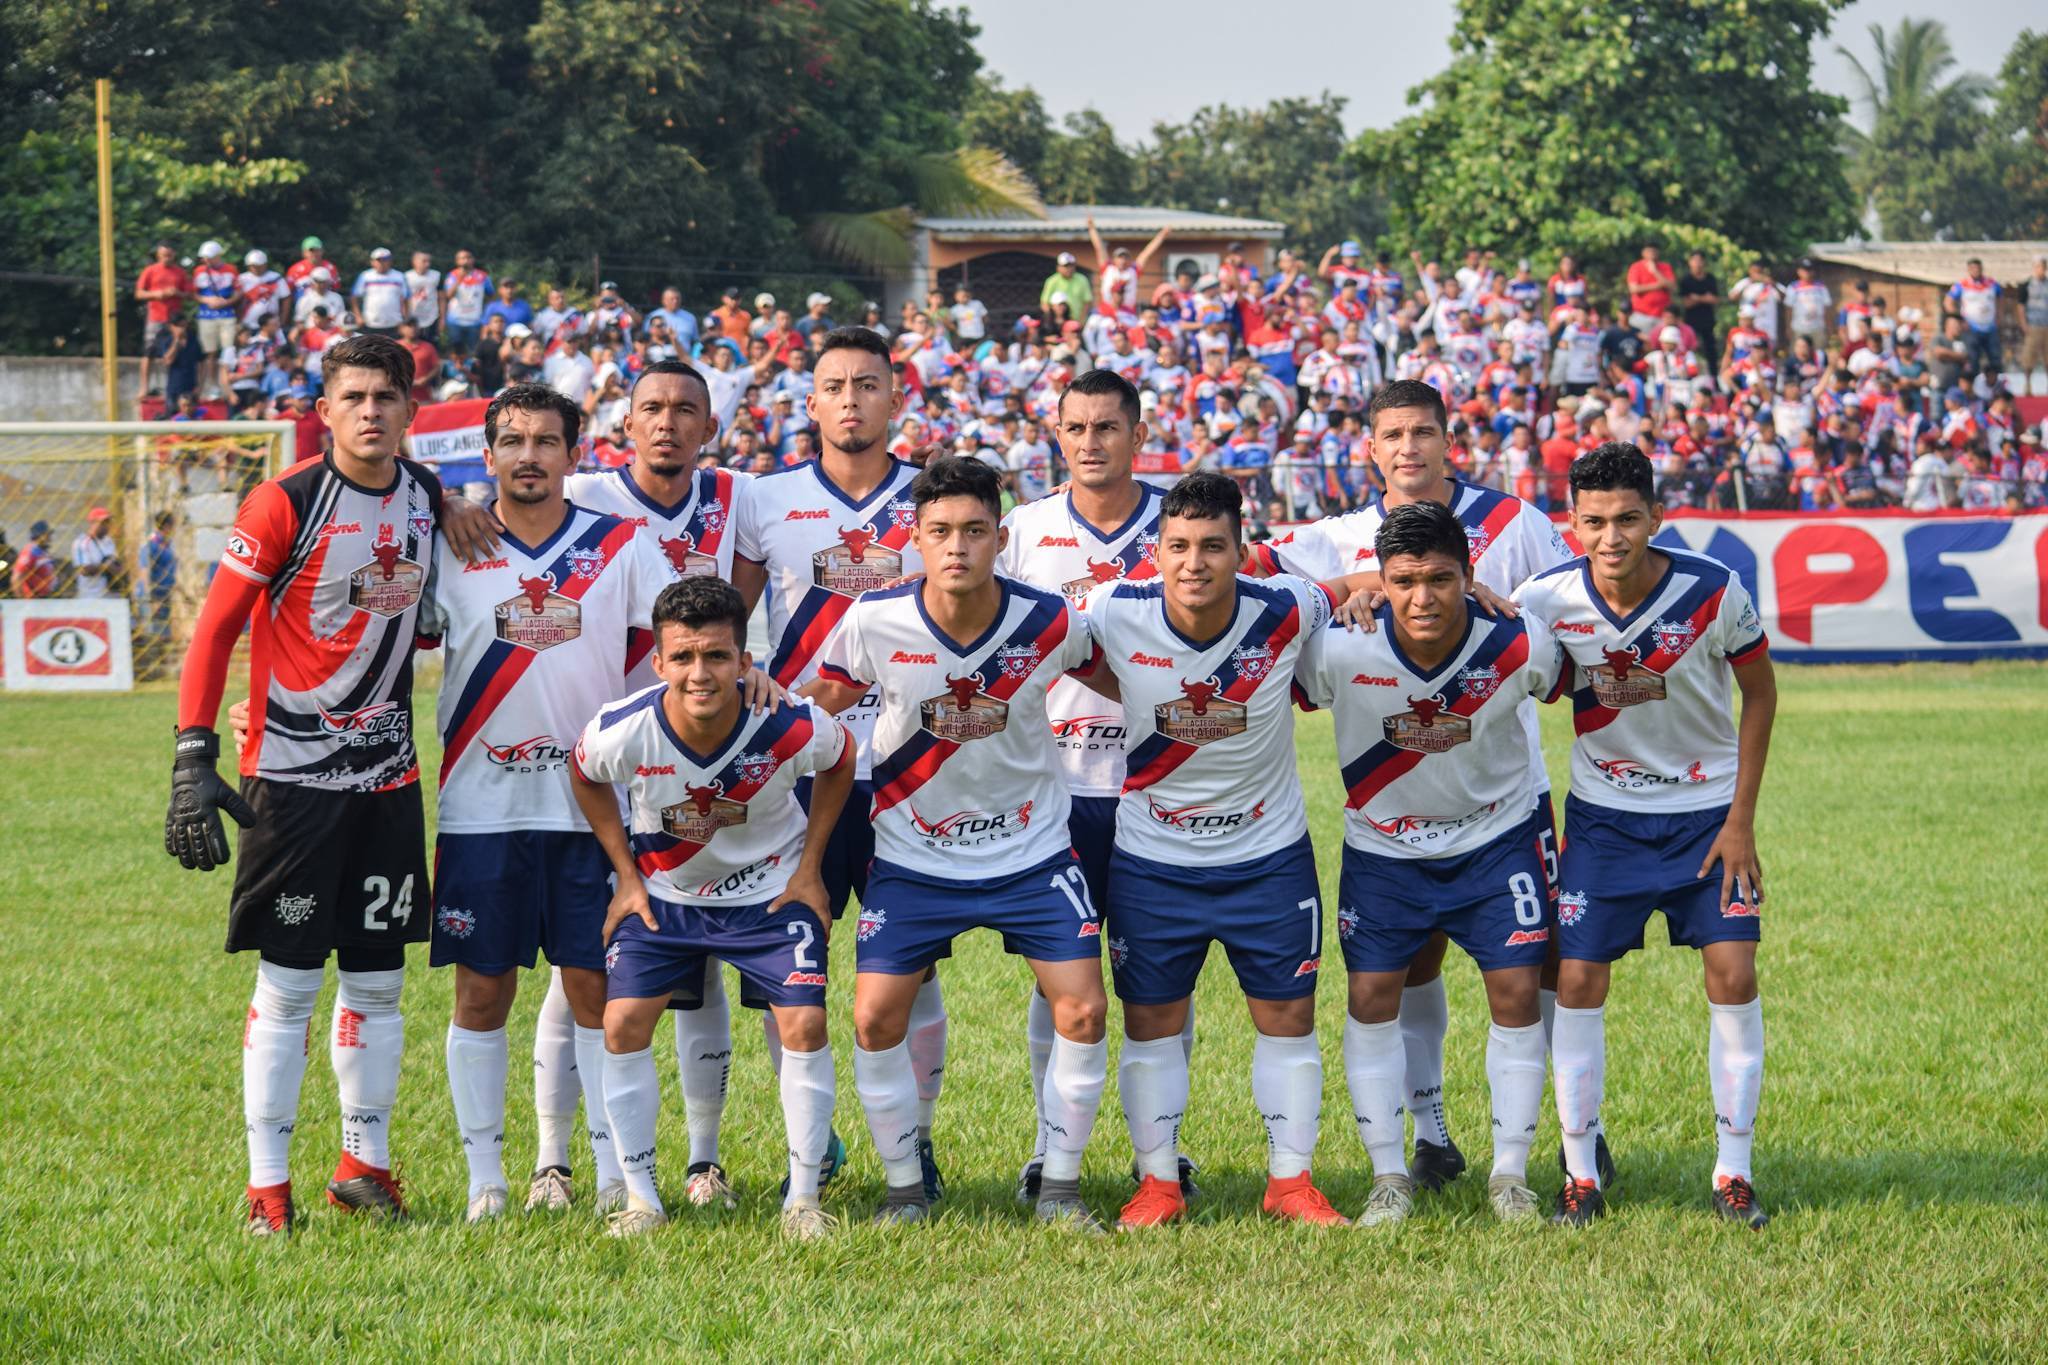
[2,600,135,690]
[406,397,491,465]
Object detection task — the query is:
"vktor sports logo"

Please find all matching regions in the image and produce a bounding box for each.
[1145,794,1265,832]
[318,701,408,747]
[483,735,571,770]
[1592,758,1706,789]
[909,801,1034,847]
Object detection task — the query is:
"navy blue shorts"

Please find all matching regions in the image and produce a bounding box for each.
[430,830,612,974]
[1336,821,1552,975]
[1532,788,1560,898]
[854,851,1102,976]
[1068,795,1119,915]
[606,894,829,1008]
[1105,836,1323,1005]
[795,774,875,919]
[1556,795,1761,962]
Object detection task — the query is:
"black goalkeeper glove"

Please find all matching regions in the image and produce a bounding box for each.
[165,727,256,871]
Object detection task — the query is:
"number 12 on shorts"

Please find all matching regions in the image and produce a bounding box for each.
[1050,865,1097,922]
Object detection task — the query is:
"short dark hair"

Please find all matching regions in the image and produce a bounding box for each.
[630,358,710,404]
[484,382,583,450]
[1162,470,1243,540]
[651,575,748,646]
[324,332,414,396]
[1058,368,1141,428]
[817,325,892,372]
[910,454,1003,523]
[1367,379,1447,434]
[1568,442,1658,507]
[1374,500,1470,568]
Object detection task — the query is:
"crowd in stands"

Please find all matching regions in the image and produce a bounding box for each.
[129,230,2048,516]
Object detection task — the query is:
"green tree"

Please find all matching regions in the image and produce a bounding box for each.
[1838,18,1996,238]
[1038,110,1137,205]
[1135,95,1380,252]
[1356,0,1856,288]
[961,75,1058,185]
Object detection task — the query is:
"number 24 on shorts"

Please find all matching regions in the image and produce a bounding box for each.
[363,874,416,931]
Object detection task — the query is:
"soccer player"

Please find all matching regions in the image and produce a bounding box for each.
[572,577,854,1239]
[1248,378,1577,1193]
[1512,444,1775,1229]
[805,456,1112,1228]
[993,368,1198,1203]
[1295,502,1565,1226]
[164,333,495,1234]
[731,327,952,1199]
[418,383,671,1224]
[1077,472,1355,1230]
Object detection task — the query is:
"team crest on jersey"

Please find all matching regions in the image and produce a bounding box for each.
[697,496,728,536]
[812,526,903,597]
[920,676,1010,741]
[408,506,435,544]
[348,527,424,618]
[1457,663,1501,702]
[1107,936,1129,969]
[1650,617,1698,656]
[660,781,749,842]
[1586,645,1667,706]
[1464,522,1493,561]
[1384,694,1471,752]
[886,495,918,531]
[436,905,476,939]
[494,574,583,651]
[564,545,607,580]
[1154,677,1248,745]
[605,940,622,972]
[656,531,717,577]
[273,893,317,926]
[1737,601,1760,634]
[732,750,778,787]
[857,905,887,942]
[1557,891,1588,927]
[1230,643,1276,681]
[993,643,1042,680]
[1337,905,1360,939]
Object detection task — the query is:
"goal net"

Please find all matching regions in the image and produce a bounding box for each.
[0,421,296,682]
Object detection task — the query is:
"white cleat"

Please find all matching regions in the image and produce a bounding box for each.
[781,1197,839,1242]
[1488,1174,1541,1223]
[684,1162,739,1211]
[524,1166,572,1213]
[604,1196,668,1238]
[1357,1173,1415,1228]
[595,1180,628,1216]
[466,1185,509,1225]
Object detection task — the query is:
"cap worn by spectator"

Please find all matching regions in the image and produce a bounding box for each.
[754,292,775,311]
[1056,252,1077,266]
[245,249,268,266]
[806,292,832,310]
[30,519,51,539]
[600,279,618,292]
[1341,240,1362,257]
[507,323,532,339]
[199,240,223,259]
[301,236,323,251]
[88,506,110,523]
[1659,326,1681,344]
[371,247,392,260]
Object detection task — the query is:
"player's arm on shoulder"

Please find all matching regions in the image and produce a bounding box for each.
[436,485,503,564]
[772,715,855,933]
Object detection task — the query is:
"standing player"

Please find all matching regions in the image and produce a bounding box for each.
[1078,472,1356,1230]
[1247,378,1582,1193]
[806,456,1112,1228]
[1296,502,1565,1226]
[1513,444,1775,1228]
[731,327,951,1200]
[572,577,855,1239]
[419,384,670,1223]
[165,333,491,1233]
[994,368,1197,1203]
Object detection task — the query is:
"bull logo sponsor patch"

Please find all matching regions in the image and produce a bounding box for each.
[1384,693,1471,752]
[1587,644,1667,706]
[811,526,903,597]
[1154,677,1247,745]
[920,676,1010,741]
[348,527,424,617]
[1062,556,1127,602]
[494,574,583,651]
[660,780,749,842]
[656,531,718,578]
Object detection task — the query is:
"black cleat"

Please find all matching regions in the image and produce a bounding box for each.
[325,1153,407,1220]
[1552,1177,1607,1227]
[1556,1132,1618,1189]
[1017,1158,1044,1206]
[1712,1176,1769,1230]
[918,1137,945,1202]
[1408,1137,1467,1192]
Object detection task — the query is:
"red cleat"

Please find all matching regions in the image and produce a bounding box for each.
[326,1152,407,1220]
[1262,1172,1349,1226]
[246,1181,295,1236]
[1116,1174,1187,1230]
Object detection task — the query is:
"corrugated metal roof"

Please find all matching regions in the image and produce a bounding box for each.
[915,203,1286,239]
[1807,240,2048,285]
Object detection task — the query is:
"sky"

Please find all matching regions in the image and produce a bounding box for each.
[969,0,2019,142]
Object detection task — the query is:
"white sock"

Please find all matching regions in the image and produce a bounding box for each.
[1552,1004,1607,1185]
[762,1010,784,1077]
[1025,990,1055,1161]
[532,969,578,1171]
[1341,1014,1407,1178]
[1709,997,1764,1182]
[1180,998,1197,1065]
[332,970,404,1170]
[446,1024,508,1197]
[573,1025,621,1188]
[243,961,321,1187]
[1252,1031,1322,1179]
[854,1040,923,1189]
[1039,1034,1108,1183]
[603,1046,662,1212]
[779,1043,835,1203]
[1399,979,1451,1148]
[908,975,947,1136]
[1538,987,1558,1050]
[1118,1035,1188,1183]
[674,965,732,1168]
[1486,1021,1547,1180]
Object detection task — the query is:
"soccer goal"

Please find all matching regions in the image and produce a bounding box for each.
[0,421,296,683]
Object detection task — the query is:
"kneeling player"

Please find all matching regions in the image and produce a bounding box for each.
[805,456,1112,1229]
[571,577,855,1239]
[1514,444,1776,1228]
[1295,502,1565,1225]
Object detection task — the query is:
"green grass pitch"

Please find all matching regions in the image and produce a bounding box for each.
[2,663,2044,1358]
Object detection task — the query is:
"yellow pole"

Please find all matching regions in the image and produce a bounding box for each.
[95,78,118,424]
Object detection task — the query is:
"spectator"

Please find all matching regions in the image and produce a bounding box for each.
[281,385,327,460]
[443,249,491,353]
[0,526,12,596]
[1947,257,2002,375]
[1784,258,1832,355]
[1929,315,1970,394]
[238,249,286,330]
[352,247,407,335]
[291,267,342,328]
[1677,251,1720,361]
[1625,243,1675,332]
[1905,434,1957,510]
[542,330,595,403]
[148,314,203,414]
[70,507,120,599]
[481,277,532,331]
[2018,255,2048,378]
[190,240,240,397]
[795,291,837,341]
[1731,260,1781,353]
[710,287,751,342]
[284,235,330,295]
[646,286,699,352]
[16,521,57,599]
[506,330,545,385]
[405,250,442,338]
[397,319,441,404]
[1039,251,1094,323]
[136,510,177,675]
[134,242,191,362]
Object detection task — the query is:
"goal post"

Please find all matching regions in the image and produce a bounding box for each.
[0,421,296,684]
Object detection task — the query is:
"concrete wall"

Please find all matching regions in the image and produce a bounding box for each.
[0,357,145,422]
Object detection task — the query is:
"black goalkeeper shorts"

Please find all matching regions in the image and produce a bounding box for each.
[227,778,430,959]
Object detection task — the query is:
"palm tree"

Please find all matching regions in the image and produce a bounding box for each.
[807,147,1046,273]
[1837,19,1994,238]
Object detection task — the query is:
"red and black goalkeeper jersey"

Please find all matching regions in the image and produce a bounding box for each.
[217,453,442,791]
